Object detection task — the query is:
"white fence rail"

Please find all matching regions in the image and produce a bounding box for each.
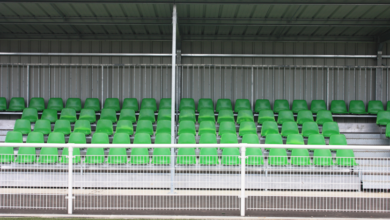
[0,143,389,216]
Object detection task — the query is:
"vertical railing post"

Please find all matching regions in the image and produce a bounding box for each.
[68,145,73,214]
[240,144,247,216]
[101,65,104,110]
[326,67,329,110]
[170,4,177,194]
[26,65,30,106]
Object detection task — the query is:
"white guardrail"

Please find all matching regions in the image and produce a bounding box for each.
[0,143,389,216]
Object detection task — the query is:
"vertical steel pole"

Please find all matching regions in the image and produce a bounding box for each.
[170,4,177,194]
[26,65,30,106]
[251,67,254,111]
[326,68,329,110]
[68,145,73,214]
[240,144,247,217]
[101,66,104,110]
[376,49,383,101]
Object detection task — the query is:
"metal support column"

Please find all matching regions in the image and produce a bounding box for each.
[240,145,247,217]
[170,4,177,194]
[67,145,74,214]
[376,44,383,101]
[26,65,30,106]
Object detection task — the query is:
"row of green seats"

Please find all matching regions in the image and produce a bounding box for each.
[258,110,333,125]
[261,121,339,137]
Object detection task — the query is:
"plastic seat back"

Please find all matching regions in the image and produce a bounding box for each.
[157,109,171,121]
[122,98,139,112]
[239,121,257,136]
[79,109,96,123]
[116,120,134,135]
[316,110,333,125]
[39,132,63,163]
[286,134,304,145]
[66,98,82,112]
[119,109,136,123]
[47,98,63,111]
[60,108,77,123]
[234,99,251,113]
[273,99,289,113]
[301,122,319,137]
[83,98,100,112]
[349,100,366,114]
[310,100,327,114]
[237,109,254,124]
[139,109,156,123]
[103,98,120,112]
[216,99,232,112]
[307,134,326,145]
[178,120,196,136]
[41,109,58,123]
[199,133,217,144]
[255,99,271,113]
[179,98,195,112]
[177,133,196,165]
[34,119,52,135]
[135,120,153,136]
[217,109,234,123]
[242,134,260,144]
[85,133,108,164]
[53,120,71,135]
[277,110,294,124]
[21,108,38,122]
[322,122,340,137]
[17,131,43,163]
[141,98,157,112]
[218,121,236,137]
[73,120,91,135]
[199,121,216,136]
[260,121,279,137]
[198,98,214,112]
[29,97,45,111]
[156,120,171,135]
[108,133,129,164]
[159,98,171,110]
[61,132,85,164]
[14,119,31,135]
[96,119,113,135]
[7,97,25,111]
[296,110,314,125]
[368,100,384,114]
[131,133,151,164]
[281,122,299,137]
[198,109,215,123]
[153,133,171,164]
[179,109,195,123]
[155,133,171,144]
[292,100,308,113]
[258,110,275,124]
[329,134,347,146]
[100,108,117,123]
[0,97,7,111]
[0,131,23,163]
[330,100,348,114]
[377,111,390,125]
[220,133,238,144]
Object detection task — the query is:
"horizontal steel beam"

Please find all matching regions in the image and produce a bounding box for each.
[0,33,172,40]
[0,52,171,57]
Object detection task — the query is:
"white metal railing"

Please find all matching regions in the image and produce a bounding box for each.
[0,143,389,216]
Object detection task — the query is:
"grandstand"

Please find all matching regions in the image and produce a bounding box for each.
[0,0,390,218]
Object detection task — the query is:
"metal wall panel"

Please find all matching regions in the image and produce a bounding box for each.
[0,65,28,101]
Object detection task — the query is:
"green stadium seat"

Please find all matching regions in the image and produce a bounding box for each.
[322,122,340,138]
[66,98,82,112]
[122,98,139,112]
[217,110,234,123]
[198,109,215,123]
[33,119,51,135]
[17,132,43,163]
[47,98,63,111]
[60,108,77,123]
[159,98,171,110]
[199,145,219,165]
[39,132,63,163]
[157,109,171,121]
[330,100,348,114]
[198,121,216,136]
[220,133,238,144]
[296,110,314,125]
[368,100,384,114]
[254,99,271,113]
[0,131,22,163]
[377,111,390,126]
[268,148,288,166]
[96,119,113,135]
[178,121,196,136]
[199,133,217,144]
[14,119,31,135]
[257,110,275,124]
[313,148,333,166]
[329,134,347,146]
[79,109,96,123]
[221,148,240,165]
[316,110,333,125]
[141,98,157,112]
[61,132,84,164]
[260,121,279,137]
[179,109,195,123]
[180,98,195,112]
[216,99,232,112]
[234,99,251,113]
[242,134,263,166]
[53,120,71,135]
[301,122,320,137]
[386,124,390,138]
[310,100,327,114]
[387,101,390,111]
[83,98,100,112]
[108,133,130,164]
[100,108,117,123]
[264,133,283,151]
[281,122,299,137]
[238,122,257,136]
[29,97,45,111]
[198,98,214,112]
[308,134,326,146]
[237,109,254,124]
[218,121,236,137]
[73,120,91,135]
[349,100,366,114]
[277,110,294,124]
[136,120,154,136]
[273,99,289,113]
[286,134,304,145]
[116,120,134,135]
[119,109,136,123]
[7,97,25,111]
[130,133,151,164]
[119,109,136,124]
[292,100,308,114]
[0,97,7,111]
[85,133,108,164]
[290,148,311,166]
[152,133,171,165]
[177,133,196,165]
[103,98,120,112]
[138,109,155,123]
[41,109,58,123]
[156,120,171,135]
[336,149,357,166]
[21,108,38,123]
